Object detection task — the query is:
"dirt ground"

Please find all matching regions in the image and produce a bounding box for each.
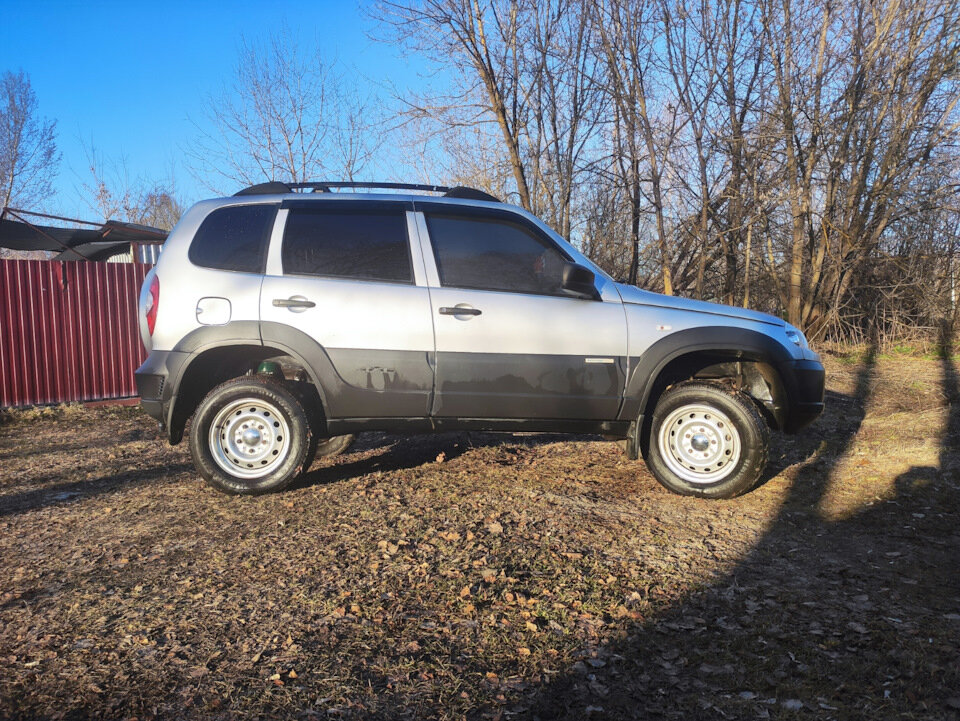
[1,352,958,720]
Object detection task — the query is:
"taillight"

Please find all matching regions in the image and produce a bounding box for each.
[146,275,159,336]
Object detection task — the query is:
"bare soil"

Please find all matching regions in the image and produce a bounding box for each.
[1,354,958,720]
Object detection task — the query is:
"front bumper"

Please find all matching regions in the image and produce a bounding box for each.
[778,357,825,433]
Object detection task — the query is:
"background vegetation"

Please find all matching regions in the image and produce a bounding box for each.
[2,0,959,347]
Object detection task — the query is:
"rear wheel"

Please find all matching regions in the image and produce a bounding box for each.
[189,376,313,494]
[646,381,768,499]
[315,434,355,459]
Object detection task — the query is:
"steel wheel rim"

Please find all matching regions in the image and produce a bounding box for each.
[209,397,291,479]
[658,403,741,484]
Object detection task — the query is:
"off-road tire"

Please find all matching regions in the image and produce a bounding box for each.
[646,381,769,499]
[189,375,314,495]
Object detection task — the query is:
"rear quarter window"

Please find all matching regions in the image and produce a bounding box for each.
[188,204,277,273]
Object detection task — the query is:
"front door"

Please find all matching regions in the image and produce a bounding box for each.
[417,207,628,420]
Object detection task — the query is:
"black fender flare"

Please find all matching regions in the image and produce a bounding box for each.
[165,321,266,438]
[619,325,795,423]
[163,321,340,442]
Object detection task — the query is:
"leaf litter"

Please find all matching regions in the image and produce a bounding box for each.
[0,355,958,719]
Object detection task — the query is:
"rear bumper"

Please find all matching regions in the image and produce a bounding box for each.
[778,358,825,433]
[135,350,188,434]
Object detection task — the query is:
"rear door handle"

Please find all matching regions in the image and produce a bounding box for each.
[439,306,481,316]
[273,297,315,309]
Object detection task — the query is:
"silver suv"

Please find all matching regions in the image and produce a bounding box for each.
[135,182,824,498]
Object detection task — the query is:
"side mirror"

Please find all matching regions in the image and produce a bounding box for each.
[561,262,601,300]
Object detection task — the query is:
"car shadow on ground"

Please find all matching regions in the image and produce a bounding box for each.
[504,336,960,719]
[292,431,598,491]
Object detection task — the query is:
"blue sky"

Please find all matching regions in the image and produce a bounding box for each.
[0,0,428,220]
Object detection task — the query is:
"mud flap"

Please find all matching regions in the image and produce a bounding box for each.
[625,418,640,460]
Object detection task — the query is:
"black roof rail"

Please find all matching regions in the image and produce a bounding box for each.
[234,181,294,196]
[233,181,500,203]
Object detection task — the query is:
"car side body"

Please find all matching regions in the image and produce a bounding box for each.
[135,185,825,497]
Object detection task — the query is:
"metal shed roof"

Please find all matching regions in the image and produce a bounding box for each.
[0,207,167,261]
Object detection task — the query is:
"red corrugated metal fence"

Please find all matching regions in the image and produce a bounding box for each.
[0,259,151,407]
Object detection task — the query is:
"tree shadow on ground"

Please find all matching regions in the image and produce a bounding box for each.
[510,337,960,719]
[0,462,193,518]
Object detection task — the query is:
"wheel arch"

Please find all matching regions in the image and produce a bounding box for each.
[622,326,794,439]
[164,322,333,444]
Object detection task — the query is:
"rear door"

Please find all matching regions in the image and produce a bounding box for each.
[259,200,435,419]
[416,206,628,420]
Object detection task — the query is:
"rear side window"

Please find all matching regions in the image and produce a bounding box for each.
[188,204,276,273]
[282,208,412,283]
[426,214,568,295]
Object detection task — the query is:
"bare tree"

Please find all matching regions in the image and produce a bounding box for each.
[186,31,382,192]
[132,188,183,231]
[376,0,604,238]
[760,0,836,327]
[81,142,182,230]
[660,0,721,298]
[371,0,960,346]
[0,70,59,209]
[377,0,535,207]
[713,0,768,307]
[760,0,960,334]
[595,0,681,292]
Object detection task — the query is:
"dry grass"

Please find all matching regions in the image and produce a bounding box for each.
[1,354,958,720]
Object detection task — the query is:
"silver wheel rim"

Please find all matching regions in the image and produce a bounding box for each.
[208,397,291,479]
[657,403,741,484]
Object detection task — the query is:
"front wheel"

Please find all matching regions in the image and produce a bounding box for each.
[189,376,314,495]
[646,381,769,499]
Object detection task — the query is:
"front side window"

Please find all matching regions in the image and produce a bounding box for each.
[282,208,412,283]
[426,213,569,295]
[188,204,276,273]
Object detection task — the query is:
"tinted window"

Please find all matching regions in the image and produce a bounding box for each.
[188,204,276,273]
[426,214,568,295]
[282,209,412,283]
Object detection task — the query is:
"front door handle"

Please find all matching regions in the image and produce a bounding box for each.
[439,306,482,316]
[273,296,315,310]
